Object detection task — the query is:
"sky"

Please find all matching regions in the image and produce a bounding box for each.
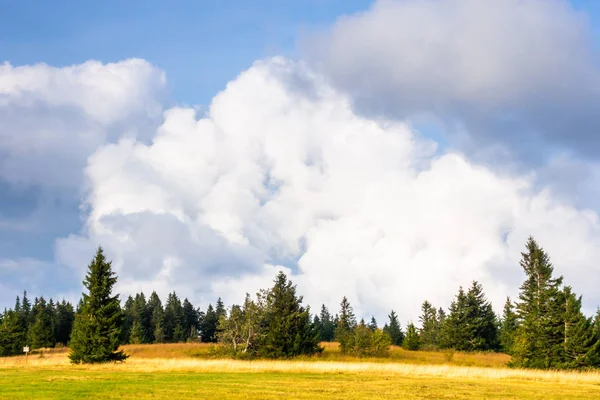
[2,0,600,324]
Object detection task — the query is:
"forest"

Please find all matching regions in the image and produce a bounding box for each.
[1,236,599,369]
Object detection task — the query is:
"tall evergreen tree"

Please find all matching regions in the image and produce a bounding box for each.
[182,298,199,342]
[560,286,600,368]
[318,305,335,341]
[499,297,518,354]
[69,247,128,364]
[132,293,150,343]
[164,292,184,342]
[200,304,218,343]
[512,237,564,369]
[335,296,357,354]
[146,291,163,343]
[258,271,321,358]
[121,295,134,344]
[403,322,420,350]
[54,300,74,346]
[368,316,378,332]
[28,297,54,349]
[383,310,404,346]
[419,301,439,349]
[0,310,26,356]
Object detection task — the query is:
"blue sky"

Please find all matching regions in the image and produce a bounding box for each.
[0,0,370,261]
[0,0,371,106]
[2,0,600,319]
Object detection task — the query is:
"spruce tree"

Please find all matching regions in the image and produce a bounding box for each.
[146,291,163,343]
[368,316,378,332]
[121,295,134,344]
[182,299,199,342]
[560,286,600,368]
[335,296,357,354]
[69,247,128,364]
[0,310,26,356]
[512,237,564,369]
[318,305,335,341]
[384,310,404,346]
[403,322,420,350]
[258,271,321,358]
[28,297,54,349]
[419,301,439,349]
[55,300,74,346]
[200,304,218,343]
[499,297,518,354]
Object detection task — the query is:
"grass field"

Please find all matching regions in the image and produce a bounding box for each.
[1,343,600,399]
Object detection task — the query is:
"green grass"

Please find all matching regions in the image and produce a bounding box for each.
[2,368,600,400]
[2,344,600,399]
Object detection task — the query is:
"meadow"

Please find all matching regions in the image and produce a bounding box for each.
[1,343,600,399]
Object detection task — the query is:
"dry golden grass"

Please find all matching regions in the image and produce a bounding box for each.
[1,343,599,385]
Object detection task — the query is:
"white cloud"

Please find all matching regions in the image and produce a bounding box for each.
[305,0,600,160]
[0,59,166,187]
[56,57,600,322]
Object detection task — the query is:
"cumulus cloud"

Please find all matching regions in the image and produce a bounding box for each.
[56,57,600,322]
[305,0,600,163]
[0,59,166,187]
[0,59,166,302]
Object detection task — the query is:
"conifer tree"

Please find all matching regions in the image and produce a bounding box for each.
[132,293,150,343]
[28,297,54,349]
[258,271,321,358]
[0,310,26,356]
[200,304,218,342]
[182,298,199,342]
[403,322,420,350]
[318,305,335,341]
[121,295,134,344]
[368,316,378,332]
[499,297,518,354]
[335,296,357,353]
[560,286,600,368]
[419,301,439,349]
[512,237,564,369]
[69,247,128,364]
[164,292,184,342]
[146,291,163,343]
[384,310,404,346]
[54,300,74,346]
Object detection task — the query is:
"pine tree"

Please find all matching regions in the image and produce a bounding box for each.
[499,297,518,354]
[28,297,54,349]
[164,292,184,342]
[121,295,134,344]
[440,287,468,349]
[384,310,404,346]
[512,237,564,369]
[258,271,321,358]
[129,320,145,344]
[419,301,439,349]
[54,300,74,346]
[146,291,163,343]
[403,322,420,350]
[368,316,378,332]
[0,310,26,356]
[318,305,335,341]
[465,281,499,351]
[182,299,199,342]
[335,296,357,354]
[560,286,600,368]
[132,293,150,343]
[69,247,128,364]
[200,304,218,343]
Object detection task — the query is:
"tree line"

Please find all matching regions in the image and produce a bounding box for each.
[1,237,600,369]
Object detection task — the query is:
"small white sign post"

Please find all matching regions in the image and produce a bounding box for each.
[23,346,30,364]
